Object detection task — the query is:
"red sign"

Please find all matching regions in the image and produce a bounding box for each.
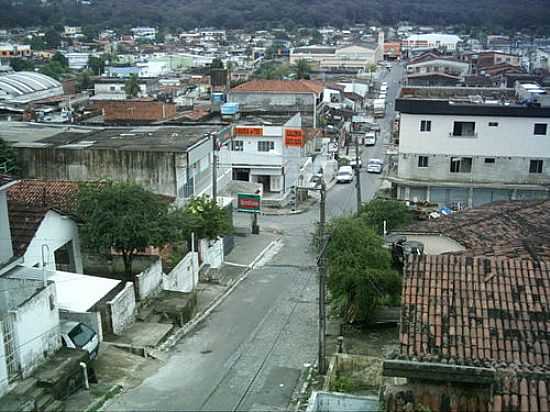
[237,193,261,213]
[285,128,304,147]
[235,126,263,137]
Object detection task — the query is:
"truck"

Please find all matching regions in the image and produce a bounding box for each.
[373,99,386,118]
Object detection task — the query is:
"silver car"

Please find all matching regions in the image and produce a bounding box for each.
[367,158,384,174]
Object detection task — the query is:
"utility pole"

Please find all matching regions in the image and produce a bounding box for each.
[318,179,327,375]
[212,132,218,204]
[355,134,362,213]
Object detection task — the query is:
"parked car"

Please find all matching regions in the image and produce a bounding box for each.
[60,321,100,360]
[367,158,384,174]
[349,158,363,169]
[364,132,376,146]
[336,166,354,183]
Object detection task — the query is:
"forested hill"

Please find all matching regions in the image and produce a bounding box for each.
[1,0,549,33]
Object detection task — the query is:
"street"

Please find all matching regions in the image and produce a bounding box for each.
[104,64,403,411]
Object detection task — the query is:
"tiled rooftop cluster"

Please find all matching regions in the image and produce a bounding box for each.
[400,255,550,412]
[407,200,550,261]
[8,179,80,214]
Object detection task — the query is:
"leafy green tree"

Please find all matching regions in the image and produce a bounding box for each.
[45,30,62,48]
[359,199,412,235]
[291,59,312,80]
[210,58,224,69]
[88,55,105,75]
[39,61,67,80]
[76,182,175,279]
[326,216,401,323]
[9,58,35,72]
[76,69,94,91]
[124,74,140,98]
[0,138,18,175]
[310,29,323,45]
[51,52,68,68]
[181,196,232,240]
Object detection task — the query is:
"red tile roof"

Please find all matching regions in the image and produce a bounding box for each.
[399,254,550,412]
[8,205,49,257]
[8,180,80,214]
[230,79,325,94]
[406,200,550,261]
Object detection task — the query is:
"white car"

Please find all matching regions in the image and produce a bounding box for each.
[367,158,384,174]
[60,321,100,360]
[349,158,363,169]
[336,166,354,183]
[364,133,376,146]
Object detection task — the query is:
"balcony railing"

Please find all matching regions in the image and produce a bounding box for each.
[449,132,478,138]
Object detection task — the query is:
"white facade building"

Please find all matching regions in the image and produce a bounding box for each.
[131,27,157,40]
[390,87,550,208]
[402,34,461,52]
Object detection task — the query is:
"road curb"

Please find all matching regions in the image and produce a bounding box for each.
[84,384,122,412]
[158,239,280,352]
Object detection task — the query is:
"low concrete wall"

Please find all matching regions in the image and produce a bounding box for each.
[107,282,136,335]
[199,238,224,269]
[59,310,104,342]
[135,259,163,301]
[163,252,199,293]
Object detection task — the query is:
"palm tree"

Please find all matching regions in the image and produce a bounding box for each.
[124,74,140,98]
[291,59,312,80]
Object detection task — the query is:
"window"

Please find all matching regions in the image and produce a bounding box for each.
[231,140,243,151]
[484,158,496,164]
[452,121,476,137]
[534,123,548,135]
[530,160,543,174]
[450,157,472,173]
[418,156,429,168]
[420,120,431,132]
[488,122,499,127]
[110,86,116,91]
[258,141,274,152]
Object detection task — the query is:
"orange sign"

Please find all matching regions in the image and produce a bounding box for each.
[285,128,304,147]
[235,126,263,137]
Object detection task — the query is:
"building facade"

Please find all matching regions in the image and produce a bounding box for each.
[390,87,550,208]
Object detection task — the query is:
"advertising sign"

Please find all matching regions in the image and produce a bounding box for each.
[235,126,263,137]
[284,128,304,147]
[237,193,261,213]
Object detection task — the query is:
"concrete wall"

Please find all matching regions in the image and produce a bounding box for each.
[23,210,83,273]
[163,251,199,293]
[0,190,13,264]
[0,322,8,397]
[135,258,163,301]
[397,153,550,185]
[107,282,136,335]
[228,92,315,110]
[199,238,224,269]
[94,100,177,122]
[13,283,61,378]
[16,147,181,199]
[59,310,103,342]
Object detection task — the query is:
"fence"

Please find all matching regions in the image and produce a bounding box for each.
[107,282,136,335]
[135,259,163,301]
[163,252,199,293]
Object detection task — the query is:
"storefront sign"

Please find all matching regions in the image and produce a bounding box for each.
[285,128,304,147]
[235,126,263,137]
[237,193,261,213]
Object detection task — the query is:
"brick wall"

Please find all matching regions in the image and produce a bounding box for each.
[95,100,177,122]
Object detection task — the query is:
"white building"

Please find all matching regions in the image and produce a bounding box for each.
[0,71,63,104]
[390,87,550,208]
[91,77,160,101]
[64,52,90,70]
[401,34,462,52]
[219,114,308,200]
[290,40,384,70]
[131,27,157,40]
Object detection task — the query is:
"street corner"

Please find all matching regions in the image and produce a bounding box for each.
[224,229,281,268]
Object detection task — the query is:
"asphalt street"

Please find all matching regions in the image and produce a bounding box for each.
[104,64,403,412]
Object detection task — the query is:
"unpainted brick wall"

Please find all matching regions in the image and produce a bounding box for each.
[95,100,176,122]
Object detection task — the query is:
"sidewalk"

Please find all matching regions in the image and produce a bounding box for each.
[62,228,282,411]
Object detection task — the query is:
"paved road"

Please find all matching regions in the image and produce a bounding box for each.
[104,64,403,412]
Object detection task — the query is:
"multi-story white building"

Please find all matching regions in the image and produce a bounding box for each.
[401,34,461,52]
[131,27,157,40]
[390,86,550,208]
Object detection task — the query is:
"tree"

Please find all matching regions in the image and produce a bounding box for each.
[45,30,61,48]
[0,138,18,175]
[291,59,312,80]
[326,216,401,323]
[179,196,232,241]
[124,74,140,98]
[39,61,67,80]
[76,182,175,280]
[9,58,35,72]
[88,55,105,75]
[51,52,68,68]
[210,58,224,69]
[76,70,94,91]
[359,199,412,235]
